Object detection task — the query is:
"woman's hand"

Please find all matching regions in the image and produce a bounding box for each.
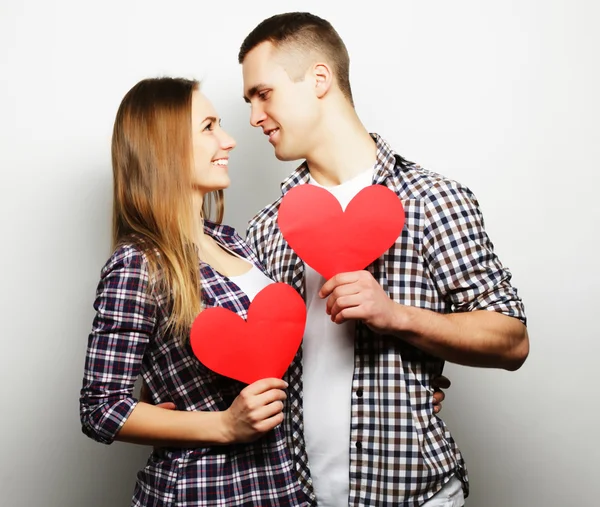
[222,378,288,443]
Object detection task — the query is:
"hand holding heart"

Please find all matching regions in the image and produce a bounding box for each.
[221,377,288,443]
[320,270,400,333]
[279,183,406,333]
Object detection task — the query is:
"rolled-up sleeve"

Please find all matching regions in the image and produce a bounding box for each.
[422,181,527,325]
[79,245,157,444]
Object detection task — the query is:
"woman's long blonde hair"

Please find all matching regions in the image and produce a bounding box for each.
[111,77,224,338]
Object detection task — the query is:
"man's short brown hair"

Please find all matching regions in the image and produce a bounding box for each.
[238,12,353,105]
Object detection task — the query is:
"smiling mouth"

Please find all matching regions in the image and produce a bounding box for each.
[212,159,228,166]
[265,128,280,139]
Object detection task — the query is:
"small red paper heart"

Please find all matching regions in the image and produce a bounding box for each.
[278,184,405,280]
[190,283,306,385]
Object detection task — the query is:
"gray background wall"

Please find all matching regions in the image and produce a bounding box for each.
[1,1,597,505]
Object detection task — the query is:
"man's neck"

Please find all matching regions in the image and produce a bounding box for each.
[305,109,377,187]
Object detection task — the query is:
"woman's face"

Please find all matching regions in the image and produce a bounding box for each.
[191,90,236,194]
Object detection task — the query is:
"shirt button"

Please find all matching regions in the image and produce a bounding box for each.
[356,388,363,397]
[355,441,362,449]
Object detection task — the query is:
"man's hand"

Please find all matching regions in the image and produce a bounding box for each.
[432,375,451,414]
[319,272,453,414]
[319,270,400,333]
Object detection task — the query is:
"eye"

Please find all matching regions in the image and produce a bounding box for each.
[258,90,271,101]
[203,121,214,132]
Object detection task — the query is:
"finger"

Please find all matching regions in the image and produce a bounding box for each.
[254,388,287,408]
[329,294,363,320]
[432,390,445,405]
[243,378,288,396]
[319,272,361,298]
[434,404,441,414]
[254,411,285,434]
[251,400,285,424]
[332,305,364,324]
[326,284,361,315]
[156,402,177,410]
[431,375,451,389]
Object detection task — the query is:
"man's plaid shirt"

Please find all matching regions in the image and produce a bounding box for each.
[245,133,527,506]
[80,221,309,506]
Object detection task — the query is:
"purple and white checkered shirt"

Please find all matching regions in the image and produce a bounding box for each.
[245,133,527,507]
[80,221,309,506]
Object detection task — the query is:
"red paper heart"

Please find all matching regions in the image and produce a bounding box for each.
[190,283,306,385]
[278,184,405,280]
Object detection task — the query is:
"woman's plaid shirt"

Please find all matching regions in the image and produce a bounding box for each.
[80,221,309,506]
[245,134,527,507]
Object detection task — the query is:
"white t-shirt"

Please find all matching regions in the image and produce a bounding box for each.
[221,245,273,302]
[228,263,273,302]
[303,167,374,506]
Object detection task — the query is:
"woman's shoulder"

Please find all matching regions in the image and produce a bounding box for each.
[100,241,152,279]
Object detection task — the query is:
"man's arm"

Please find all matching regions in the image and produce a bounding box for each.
[395,303,528,370]
[320,270,528,370]
[320,180,529,371]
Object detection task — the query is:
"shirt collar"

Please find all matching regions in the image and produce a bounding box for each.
[203,219,237,241]
[279,133,399,194]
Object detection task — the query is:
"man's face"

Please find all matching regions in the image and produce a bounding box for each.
[242,41,319,161]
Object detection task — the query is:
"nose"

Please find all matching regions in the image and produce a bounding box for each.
[218,128,236,151]
[249,104,267,128]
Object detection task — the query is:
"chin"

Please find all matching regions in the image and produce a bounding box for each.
[210,176,230,192]
[274,146,302,162]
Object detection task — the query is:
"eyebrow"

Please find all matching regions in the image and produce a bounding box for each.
[243,84,268,103]
[202,116,219,124]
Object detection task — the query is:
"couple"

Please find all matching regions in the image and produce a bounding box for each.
[79,11,529,507]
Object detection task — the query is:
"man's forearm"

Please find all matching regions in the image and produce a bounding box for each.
[388,305,529,370]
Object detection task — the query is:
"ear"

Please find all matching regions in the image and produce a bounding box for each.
[313,62,333,99]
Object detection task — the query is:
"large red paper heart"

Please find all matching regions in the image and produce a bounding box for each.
[278,184,405,280]
[190,283,306,385]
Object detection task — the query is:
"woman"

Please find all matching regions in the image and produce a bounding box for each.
[79,77,308,506]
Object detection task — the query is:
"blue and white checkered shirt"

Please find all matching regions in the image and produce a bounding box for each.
[245,133,527,506]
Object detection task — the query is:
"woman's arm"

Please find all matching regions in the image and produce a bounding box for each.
[118,378,288,447]
[79,246,286,448]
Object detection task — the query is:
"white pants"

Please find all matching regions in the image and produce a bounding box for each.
[421,476,465,507]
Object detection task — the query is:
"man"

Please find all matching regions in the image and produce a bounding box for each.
[239,12,529,507]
